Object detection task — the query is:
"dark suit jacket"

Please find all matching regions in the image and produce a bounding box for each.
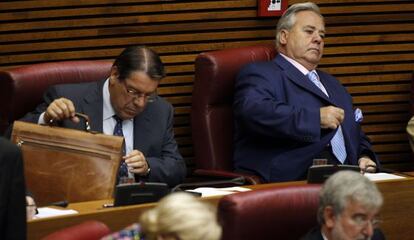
[300,227,324,240]
[21,80,186,187]
[301,226,386,240]
[0,137,26,240]
[233,54,377,182]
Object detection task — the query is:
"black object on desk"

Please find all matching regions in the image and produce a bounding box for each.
[113,182,169,206]
[307,164,360,183]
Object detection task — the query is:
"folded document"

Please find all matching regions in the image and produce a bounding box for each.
[187,186,251,197]
[34,207,78,219]
[364,172,405,182]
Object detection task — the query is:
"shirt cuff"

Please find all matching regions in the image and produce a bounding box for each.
[38,112,46,125]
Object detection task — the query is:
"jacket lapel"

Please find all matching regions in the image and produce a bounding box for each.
[133,107,152,150]
[80,80,104,132]
[316,70,342,107]
[274,55,337,106]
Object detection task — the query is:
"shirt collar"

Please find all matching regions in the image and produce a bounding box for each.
[279,53,313,75]
[103,78,116,121]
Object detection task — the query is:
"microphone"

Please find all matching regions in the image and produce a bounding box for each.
[39,200,69,208]
[171,176,246,193]
[50,200,69,208]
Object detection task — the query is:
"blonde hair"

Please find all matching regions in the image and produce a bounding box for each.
[140,192,222,240]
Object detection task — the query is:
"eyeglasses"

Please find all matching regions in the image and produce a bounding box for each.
[121,81,157,103]
[351,215,382,229]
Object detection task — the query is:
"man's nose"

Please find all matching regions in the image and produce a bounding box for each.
[362,221,375,238]
[313,33,322,43]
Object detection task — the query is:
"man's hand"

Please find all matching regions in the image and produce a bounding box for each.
[44,97,79,123]
[124,150,150,176]
[26,195,37,220]
[358,156,377,173]
[320,106,344,129]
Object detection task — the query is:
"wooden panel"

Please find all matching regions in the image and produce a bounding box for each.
[0,0,413,171]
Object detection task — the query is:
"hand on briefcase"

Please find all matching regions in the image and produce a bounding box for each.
[11,116,124,206]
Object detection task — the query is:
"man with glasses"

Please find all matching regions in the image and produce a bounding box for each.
[301,171,385,240]
[20,46,186,187]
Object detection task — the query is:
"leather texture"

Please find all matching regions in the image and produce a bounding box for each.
[11,121,123,206]
[42,220,111,240]
[218,184,321,240]
[0,60,112,135]
[191,44,276,184]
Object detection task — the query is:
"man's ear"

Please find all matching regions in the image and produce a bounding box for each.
[109,66,119,85]
[324,206,337,229]
[279,29,289,45]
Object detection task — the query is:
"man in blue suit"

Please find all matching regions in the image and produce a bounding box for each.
[21,46,186,187]
[233,2,378,182]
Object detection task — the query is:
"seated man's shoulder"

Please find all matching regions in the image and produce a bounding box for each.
[238,61,283,82]
[300,227,323,240]
[146,96,173,113]
[52,80,98,92]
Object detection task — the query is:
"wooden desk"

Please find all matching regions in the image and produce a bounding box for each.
[28,178,414,240]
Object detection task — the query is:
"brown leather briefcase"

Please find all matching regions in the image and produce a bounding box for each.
[11,119,124,206]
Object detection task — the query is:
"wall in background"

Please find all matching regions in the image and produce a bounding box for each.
[1,0,413,171]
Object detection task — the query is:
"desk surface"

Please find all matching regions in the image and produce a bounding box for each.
[28,178,414,240]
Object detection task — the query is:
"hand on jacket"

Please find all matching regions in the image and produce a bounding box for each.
[320,106,344,129]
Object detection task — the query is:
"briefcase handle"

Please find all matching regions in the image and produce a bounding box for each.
[48,112,92,132]
[75,113,91,132]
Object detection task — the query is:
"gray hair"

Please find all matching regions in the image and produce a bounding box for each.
[317,171,383,224]
[275,2,323,49]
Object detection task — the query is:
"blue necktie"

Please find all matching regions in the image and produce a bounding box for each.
[307,71,347,163]
[113,115,129,180]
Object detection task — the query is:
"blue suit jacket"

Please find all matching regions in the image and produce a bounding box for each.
[21,80,186,187]
[233,54,377,182]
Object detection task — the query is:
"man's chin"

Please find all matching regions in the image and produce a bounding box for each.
[122,110,141,119]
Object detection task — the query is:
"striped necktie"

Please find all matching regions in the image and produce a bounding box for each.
[307,71,347,163]
[113,115,129,180]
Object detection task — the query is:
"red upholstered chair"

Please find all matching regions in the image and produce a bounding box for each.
[191,44,277,184]
[0,60,112,135]
[42,220,111,240]
[218,184,321,240]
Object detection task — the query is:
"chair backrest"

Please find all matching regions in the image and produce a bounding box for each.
[0,60,112,134]
[218,184,321,240]
[411,71,414,115]
[42,220,111,240]
[192,45,277,170]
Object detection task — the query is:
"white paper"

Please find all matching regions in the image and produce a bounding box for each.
[33,207,78,219]
[187,186,251,197]
[364,172,405,182]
